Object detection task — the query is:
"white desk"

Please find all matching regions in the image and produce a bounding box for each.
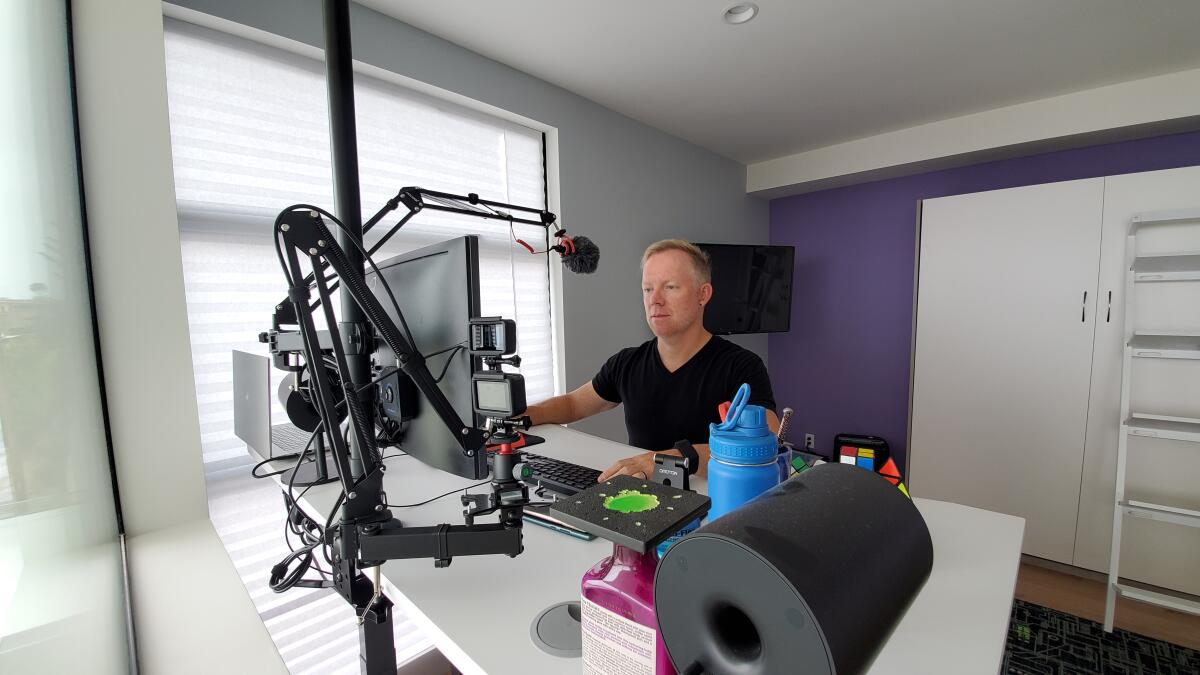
[259,425,1024,674]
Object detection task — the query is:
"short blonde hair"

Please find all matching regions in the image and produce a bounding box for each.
[641,239,711,283]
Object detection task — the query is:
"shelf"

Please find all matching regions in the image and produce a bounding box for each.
[1121,500,1200,529]
[1131,251,1200,282]
[1131,208,1200,228]
[1113,583,1200,616]
[1129,333,1200,360]
[1124,414,1200,443]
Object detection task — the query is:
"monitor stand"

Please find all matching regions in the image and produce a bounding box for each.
[286,457,340,487]
[286,433,341,487]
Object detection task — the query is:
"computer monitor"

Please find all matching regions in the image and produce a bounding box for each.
[366,235,488,479]
[696,243,795,334]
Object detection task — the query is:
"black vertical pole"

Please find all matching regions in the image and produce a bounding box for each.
[322,7,396,674]
[323,0,370,480]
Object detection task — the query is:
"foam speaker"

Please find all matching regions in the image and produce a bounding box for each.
[654,463,933,675]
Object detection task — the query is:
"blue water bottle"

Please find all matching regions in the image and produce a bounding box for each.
[708,383,781,522]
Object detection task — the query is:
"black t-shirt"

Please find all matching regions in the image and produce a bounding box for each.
[591,336,776,451]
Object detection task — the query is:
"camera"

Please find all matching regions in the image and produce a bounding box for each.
[468,317,525,418]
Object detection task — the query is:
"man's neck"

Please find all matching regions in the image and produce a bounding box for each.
[656,326,712,373]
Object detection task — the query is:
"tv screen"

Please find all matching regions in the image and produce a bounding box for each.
[696,243,794,334]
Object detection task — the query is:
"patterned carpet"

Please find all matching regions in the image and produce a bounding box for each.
[1004,599,1200,674]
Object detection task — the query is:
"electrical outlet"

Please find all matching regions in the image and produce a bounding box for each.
[804,433,815,450]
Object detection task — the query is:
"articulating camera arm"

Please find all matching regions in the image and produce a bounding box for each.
[272,202,547,555]
[273,202,541,674]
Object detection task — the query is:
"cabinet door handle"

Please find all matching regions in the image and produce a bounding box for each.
[1106,291,1112,323]
[1081,291,1087,322]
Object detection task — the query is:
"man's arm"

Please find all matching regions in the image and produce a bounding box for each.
[523,381,617,427]
[598,409,781,482]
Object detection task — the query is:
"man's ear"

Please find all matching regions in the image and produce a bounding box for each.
[699,282,713,307]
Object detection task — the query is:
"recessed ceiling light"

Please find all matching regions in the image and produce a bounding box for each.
[723,3,759,25]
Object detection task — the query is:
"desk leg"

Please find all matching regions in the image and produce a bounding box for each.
[358,590,396,675]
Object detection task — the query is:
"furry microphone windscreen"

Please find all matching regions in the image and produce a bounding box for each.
[562,235,599,274]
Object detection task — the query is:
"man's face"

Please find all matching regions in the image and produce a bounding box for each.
[641,249,712,338]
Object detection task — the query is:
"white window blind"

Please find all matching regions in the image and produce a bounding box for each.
[163,18,552,674]
[165,18,553,466]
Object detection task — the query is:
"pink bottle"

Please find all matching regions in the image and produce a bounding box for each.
[580,543,675,674]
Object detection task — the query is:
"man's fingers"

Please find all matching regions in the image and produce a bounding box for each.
[599,453,658,482]
[598,460,633,482]
[598,463,623,482]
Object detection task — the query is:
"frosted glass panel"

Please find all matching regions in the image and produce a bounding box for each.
[0,1,129,672]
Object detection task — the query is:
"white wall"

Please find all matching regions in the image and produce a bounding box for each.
[749,67,1200,198]
[73,0,207,536]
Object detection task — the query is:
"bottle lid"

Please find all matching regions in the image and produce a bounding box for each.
[709,384,777,464]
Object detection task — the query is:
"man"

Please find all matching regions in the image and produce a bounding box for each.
[522,239,779,482]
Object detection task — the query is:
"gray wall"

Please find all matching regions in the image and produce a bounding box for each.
[168,0,769,443]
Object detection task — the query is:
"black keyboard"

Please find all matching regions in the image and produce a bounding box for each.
[521,452,602,496]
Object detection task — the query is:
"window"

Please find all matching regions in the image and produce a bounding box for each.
[163,17,554,672]
[165,18,554,467]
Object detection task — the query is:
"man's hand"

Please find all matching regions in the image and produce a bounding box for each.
[598,452,657,482]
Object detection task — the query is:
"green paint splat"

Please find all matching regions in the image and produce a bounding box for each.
[603,490,659,513]
[1016,624,1032,642]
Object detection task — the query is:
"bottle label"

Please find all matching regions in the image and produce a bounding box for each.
[581,596,656,674]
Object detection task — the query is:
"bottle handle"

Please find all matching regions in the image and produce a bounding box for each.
[715,383,751,431]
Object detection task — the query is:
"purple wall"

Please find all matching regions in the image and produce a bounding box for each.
[769,129,1200,472]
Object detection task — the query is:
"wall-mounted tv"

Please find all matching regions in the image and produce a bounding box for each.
[695,243,794,335]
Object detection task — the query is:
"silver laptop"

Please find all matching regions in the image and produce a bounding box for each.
[232,349,314,459]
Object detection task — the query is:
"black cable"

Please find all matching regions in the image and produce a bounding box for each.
[269,426,334,593]
[387,480,490,509]
[251,451,306,479]
[432,344,465,384]
[282,482,315,553]
[424,340,467,359]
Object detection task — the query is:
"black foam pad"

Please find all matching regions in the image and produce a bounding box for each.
[549,475,709,552]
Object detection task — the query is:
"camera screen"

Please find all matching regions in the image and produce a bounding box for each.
[475,379,512,413]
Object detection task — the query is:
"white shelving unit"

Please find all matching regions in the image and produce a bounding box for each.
[1129,332,1200,360]
[1131,251,1200,282]
[1105,208,1200,630]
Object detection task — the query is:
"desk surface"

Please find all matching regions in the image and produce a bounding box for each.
[263,425,1024,675]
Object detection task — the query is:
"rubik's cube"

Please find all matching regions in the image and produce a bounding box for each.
[839,445,876,470]
[878,458,910,499]
[838,446,910,497]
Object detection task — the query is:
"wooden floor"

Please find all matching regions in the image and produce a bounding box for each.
[1015,560,1200,651]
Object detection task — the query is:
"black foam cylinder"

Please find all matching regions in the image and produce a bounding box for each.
[654,463,933,675]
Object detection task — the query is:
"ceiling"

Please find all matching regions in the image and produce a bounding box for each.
[360,0,1200,164]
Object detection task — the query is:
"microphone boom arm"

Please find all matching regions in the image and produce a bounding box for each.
[269,187,557,333]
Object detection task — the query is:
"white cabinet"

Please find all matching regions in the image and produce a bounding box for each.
[910,178,1104,564]
[910,166,1200,594]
